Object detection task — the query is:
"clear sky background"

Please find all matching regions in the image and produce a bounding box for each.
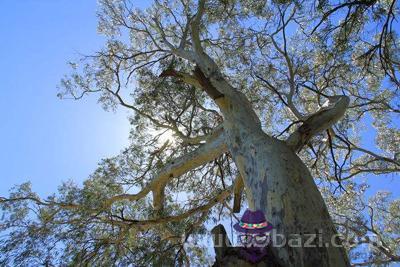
[0,0,133,197]
[0,0,398,205]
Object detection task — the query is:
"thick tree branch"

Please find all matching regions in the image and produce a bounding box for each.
[286,95,350,152]
[106,125,227,211]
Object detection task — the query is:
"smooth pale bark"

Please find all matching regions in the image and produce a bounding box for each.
[231,133,349,266]
[196,63,350,266]
[161,10,351,264]
[224,118,349,265]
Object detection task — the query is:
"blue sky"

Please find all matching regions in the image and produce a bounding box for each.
[0,1,398,204]
[0,0,133,197]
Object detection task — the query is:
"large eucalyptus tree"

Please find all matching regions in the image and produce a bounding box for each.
[1,0,399,266]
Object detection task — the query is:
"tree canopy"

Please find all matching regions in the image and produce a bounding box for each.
[1,0,399,266]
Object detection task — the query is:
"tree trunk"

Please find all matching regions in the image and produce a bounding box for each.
[192,59,350,266]
[229,130,350,266]
[214,84,349,266]
[217,94,350,266]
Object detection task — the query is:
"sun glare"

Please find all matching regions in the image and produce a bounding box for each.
[150,129,177,146]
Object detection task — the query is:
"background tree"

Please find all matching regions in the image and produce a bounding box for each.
[1,0,399,266]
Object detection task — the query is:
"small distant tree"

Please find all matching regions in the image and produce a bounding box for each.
[1,0,399,266]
